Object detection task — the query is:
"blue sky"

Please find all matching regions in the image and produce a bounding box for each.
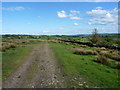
[2,2,118,35]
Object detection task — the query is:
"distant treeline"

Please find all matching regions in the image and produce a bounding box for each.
[2,35,55,40]
[2,33,119,39]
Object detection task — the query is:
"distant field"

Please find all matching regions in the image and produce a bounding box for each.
[50,42,119,88]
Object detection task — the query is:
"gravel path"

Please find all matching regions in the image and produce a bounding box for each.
[3,42,66,88]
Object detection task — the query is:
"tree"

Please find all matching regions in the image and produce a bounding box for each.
[90,28,100,44]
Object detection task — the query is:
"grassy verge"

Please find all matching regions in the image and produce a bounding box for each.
[2,42,40,81]
[50,42,119,88]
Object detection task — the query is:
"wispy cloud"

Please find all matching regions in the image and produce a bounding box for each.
[2,6,25,11]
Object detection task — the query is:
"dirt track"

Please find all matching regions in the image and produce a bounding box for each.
[3,42,66,88]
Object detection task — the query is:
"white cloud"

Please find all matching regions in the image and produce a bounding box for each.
[69,10,81,20]
[74,23,79,26]
[87,9,108,17]
[57,10,81,20]
[96,7,102,10]
[87,7,118,25]
[87,22,92,25]
[70,16,81,20]
[2,6,25,11]
[57,10,68,18]
[110,8,118,14]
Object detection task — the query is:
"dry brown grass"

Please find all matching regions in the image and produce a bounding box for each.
[1,43,16,51]
[97,55,111,65]
[93,47,107,53]
[74,49,97,55]
[99,51,120,61]
[1,39,44,51]
[115,62,120,69]
[79,44,88,47]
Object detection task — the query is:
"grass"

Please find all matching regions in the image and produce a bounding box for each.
[2,42,40,81]
[50,42,119,88]
[27,59,40,80]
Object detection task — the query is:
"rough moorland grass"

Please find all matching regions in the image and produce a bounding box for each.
[97,55,111,65]
[2,42,39,81]
[74,49,97,55]
[50,42,119,88]
[0,43,16,51]
[99,51,120,61]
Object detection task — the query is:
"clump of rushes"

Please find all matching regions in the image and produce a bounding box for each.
[1,43,16,51]
[100,51,120,61]
[115,62,120,69]
[74,49,97,55]
[97,55,111,65]
[9,43,16,48]
[109,51,120,61]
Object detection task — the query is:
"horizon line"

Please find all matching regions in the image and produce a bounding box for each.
[1,32,119,36]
